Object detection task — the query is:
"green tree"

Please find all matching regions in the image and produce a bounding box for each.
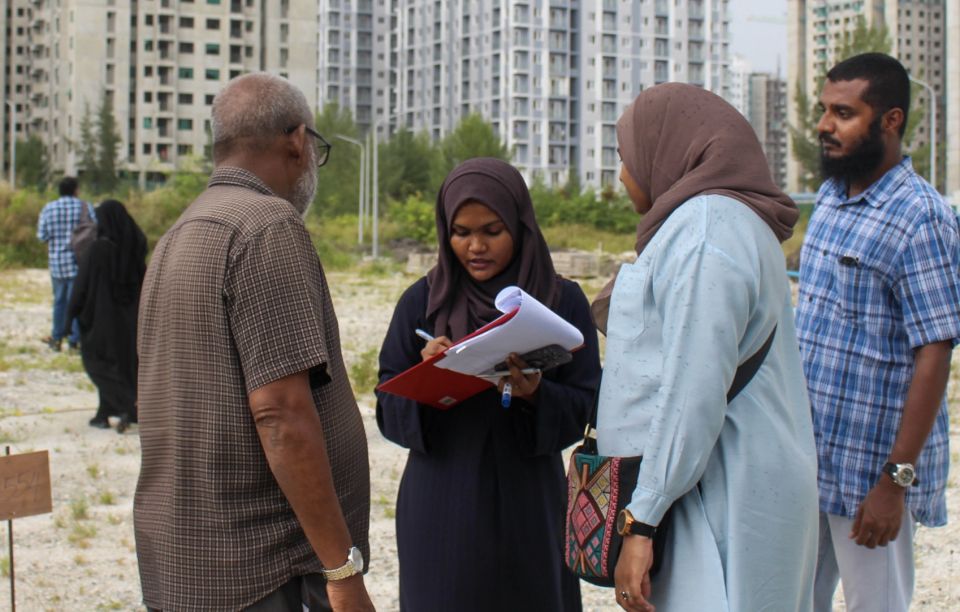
[15,136,50,189]
[436,113,510,182]
[77,104,97,182]
[312,102,361,217]
[379,127,440,202]
[790,17,926,190]
[94,90,121,193]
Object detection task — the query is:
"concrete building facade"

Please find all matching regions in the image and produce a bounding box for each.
[317,0,732,189]
[746,71,789,189]
[2,0,318,186]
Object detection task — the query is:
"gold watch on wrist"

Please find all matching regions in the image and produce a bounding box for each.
[321,546,364,581]
[616,509,657,538]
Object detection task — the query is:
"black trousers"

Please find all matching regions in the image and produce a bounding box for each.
[146,574,330,612]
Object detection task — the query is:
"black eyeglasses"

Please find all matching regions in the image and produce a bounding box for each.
[284,125,331,167]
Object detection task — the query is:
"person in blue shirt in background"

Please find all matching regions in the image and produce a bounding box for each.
[796,53,960,612]
[36,176,96,351]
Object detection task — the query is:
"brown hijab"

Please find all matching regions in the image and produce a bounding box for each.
[592,83,799,331]
[426,158,561,341]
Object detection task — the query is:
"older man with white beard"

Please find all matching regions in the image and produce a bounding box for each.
[134,73,374,612]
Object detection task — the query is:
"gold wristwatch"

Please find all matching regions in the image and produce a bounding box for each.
[617,509,657,538]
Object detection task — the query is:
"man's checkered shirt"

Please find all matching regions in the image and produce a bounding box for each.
[795,157,960,527]
[36,196,96,278]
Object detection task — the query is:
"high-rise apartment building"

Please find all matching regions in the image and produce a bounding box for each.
[2,1,35,179]
[746,72,788,189]
[317,0,379,132]
[787,0,949,192]
[2,0,317,185]
[728,54,751,115]
[319,0,732,188]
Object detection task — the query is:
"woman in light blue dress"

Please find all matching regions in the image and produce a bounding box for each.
[595,83,819,611]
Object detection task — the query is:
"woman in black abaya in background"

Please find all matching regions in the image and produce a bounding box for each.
[375,158,601,611]
[67,199,147,433]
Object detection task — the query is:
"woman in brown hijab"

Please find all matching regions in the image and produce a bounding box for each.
[594,84,818,611]
[376,158,600,611]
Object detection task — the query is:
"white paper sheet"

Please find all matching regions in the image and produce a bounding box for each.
[433,286,584,375]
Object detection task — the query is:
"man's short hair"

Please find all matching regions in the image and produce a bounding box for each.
[59,176,79,196]
[826,52,911,136]
[211,73,313,163]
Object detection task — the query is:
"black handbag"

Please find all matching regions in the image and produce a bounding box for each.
[564,325,777,586]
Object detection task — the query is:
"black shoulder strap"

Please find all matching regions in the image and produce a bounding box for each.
[585,324,778,437]
[726,324,777,403]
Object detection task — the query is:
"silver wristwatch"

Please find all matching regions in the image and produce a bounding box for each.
[882,462,917,487]
[321,546,364,581]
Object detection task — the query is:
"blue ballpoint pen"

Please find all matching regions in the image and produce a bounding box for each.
[501,382,512,409]
[415,328,435,342]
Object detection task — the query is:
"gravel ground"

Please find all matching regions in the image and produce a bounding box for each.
[0,268,957,611]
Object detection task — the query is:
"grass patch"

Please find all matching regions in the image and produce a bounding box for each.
[107,514,122,525]
[68,523,98,548]
[0,271,49,305]
[542,223,636,254]
[70,497,90,520]
[0,428,19,443]
[0,555,9,578]
[87,464,101,480]
[349,347,379,397]
[73,554,87,566]
[98,490,116,506]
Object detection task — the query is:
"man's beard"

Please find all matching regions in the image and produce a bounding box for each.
[819,116,886,185]
[290,163,318,218]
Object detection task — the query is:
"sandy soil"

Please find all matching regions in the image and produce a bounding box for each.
[0,268,957,611]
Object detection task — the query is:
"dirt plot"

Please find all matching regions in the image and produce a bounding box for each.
[0,268,957,610]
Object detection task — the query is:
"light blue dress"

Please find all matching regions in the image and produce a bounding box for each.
[597,195,818,611]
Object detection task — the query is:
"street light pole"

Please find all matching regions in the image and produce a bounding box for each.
[5,102,16,188]
[909,76,937,189]
[333,134,366,245]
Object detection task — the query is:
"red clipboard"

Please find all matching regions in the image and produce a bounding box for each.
[376,308,520,409]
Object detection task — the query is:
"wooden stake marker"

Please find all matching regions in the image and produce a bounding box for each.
[0,448,53,612]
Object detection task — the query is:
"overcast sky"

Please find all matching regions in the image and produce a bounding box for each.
[728,0,789,75]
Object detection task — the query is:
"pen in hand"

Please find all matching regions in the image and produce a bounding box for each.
[501,382,512,409]
[415,328,435,342]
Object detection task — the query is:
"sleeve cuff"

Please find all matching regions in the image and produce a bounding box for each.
[626,486,674,527]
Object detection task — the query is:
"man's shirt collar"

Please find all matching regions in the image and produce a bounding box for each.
[821,156,914,209]
[208,166,277,197]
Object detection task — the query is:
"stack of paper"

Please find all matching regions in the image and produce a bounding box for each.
[433,286,584,375]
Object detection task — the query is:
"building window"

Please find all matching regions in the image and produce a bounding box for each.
[206,69,221,80]
[180,16,194,28]
[179,67,194,79]
[206,19,221,30]
[179,42,194,53]
[178,93,194,104]
[178,119,193,130]
[143,118,153,129]
[206,43,220,55]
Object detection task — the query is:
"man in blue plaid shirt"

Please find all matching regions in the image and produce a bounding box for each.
[796,53,960,611]
[36,176,96,351]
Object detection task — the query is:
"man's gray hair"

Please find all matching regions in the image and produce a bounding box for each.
[211,72,312,162]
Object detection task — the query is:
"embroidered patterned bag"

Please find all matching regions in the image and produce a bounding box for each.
[564,325,777,587]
